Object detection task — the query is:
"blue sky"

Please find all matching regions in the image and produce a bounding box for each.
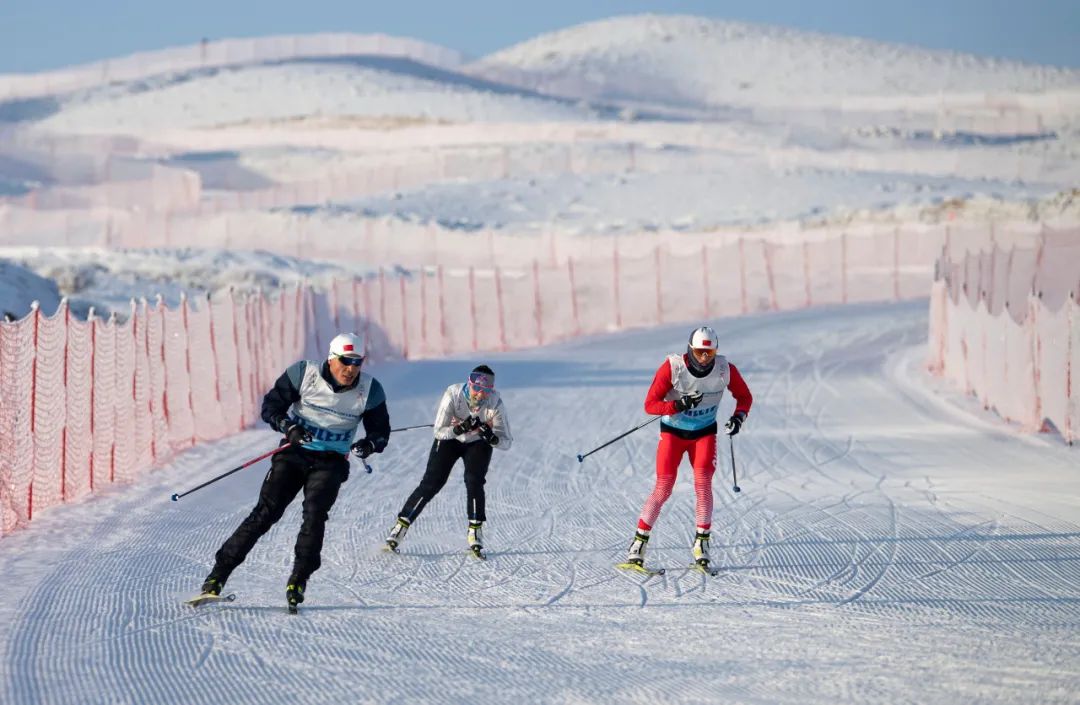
[2,0,1078,73]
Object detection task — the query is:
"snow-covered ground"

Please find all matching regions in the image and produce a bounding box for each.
[0,246,370,320]
[305,166,1062,234]
[2,301,1078,704]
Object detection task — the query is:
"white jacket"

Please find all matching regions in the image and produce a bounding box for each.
[432,383,513,450]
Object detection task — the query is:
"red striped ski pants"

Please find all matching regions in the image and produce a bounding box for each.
[637,432,716,532]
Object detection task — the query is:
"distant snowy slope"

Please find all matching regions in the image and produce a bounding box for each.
[468,14,1080,110]
[33,59,602,134]
[0,260,61,319]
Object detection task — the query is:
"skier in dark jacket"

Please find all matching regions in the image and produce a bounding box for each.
[197,332,390,610]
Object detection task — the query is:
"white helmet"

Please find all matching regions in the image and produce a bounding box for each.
[328,332,364,361]
[688,326,718,351]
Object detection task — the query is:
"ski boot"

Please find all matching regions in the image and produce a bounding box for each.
[617,531,664,576]
[467,521,486,560]
[184,574,235,607]
[200,575,225,597]
[385,517,411,553]
[691,530,718,575]
[286,579,306,614]
[626,531,650,567]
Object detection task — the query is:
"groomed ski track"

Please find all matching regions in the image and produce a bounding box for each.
[3,301,1078,704]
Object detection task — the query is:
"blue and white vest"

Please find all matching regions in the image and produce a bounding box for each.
[661,353,730,432]
[288,362,374,453]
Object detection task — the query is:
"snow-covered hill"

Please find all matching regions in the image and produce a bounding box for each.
[2,14,1078,317]
[0,260,61,319]
[33,59,604,135]
[468,14,1080,110]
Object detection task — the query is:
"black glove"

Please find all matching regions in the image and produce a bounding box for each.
[452,416,480,436]
[674,391,704,412]
[725,412,746,436]
[477,422,498,446]
[351,438,376,459]
[285,423,312,445]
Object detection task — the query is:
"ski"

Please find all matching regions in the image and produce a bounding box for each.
[184,592,236,607]
[469,546,487,560]
[287,602,299,615]
[615,562,665,577]
[383,542,400,554]
[690,563,720,577]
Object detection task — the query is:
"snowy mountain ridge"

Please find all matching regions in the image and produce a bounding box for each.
[468,14,1080,110]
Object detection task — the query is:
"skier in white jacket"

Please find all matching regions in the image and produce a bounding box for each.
[384,365,512,558]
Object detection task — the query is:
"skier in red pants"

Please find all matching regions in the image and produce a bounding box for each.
[624,325,753,572]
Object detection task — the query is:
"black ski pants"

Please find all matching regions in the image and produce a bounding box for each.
[212,445,349,585]
[398,439,492,523]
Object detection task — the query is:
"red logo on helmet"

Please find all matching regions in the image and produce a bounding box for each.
[343,344,354,352]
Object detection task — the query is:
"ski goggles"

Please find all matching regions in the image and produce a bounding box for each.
[334,354,364,367]
[468,372,495,395]
[690,348,716,360]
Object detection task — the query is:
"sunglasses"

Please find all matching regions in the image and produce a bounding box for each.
[335,355,364,367]
[691,348,716,358]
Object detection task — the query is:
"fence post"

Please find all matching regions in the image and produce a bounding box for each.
[181,293,195,448]
[437,265,448,355]
[762,240,778,311]
[87,306,97,486]
[229,289,244,430]
[61,303,70,502]
[378,267,387,345]
[568,257,581,337]
[613,240,623,329]
[399,276,409,360]
[495,267,508,351]
[28,303,39,520]
[533,259,544,347]
[420,268,429,358]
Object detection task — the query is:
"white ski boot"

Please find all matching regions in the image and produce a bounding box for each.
[468,521,485,559]
[616,531,664,576]
[625,531,650,567]
[691,530,718,575]
[692,530,710,566]
[385,517,410,553]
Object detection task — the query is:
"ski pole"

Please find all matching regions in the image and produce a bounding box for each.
[729,434,741,493]
[577,416,660,463]
[170,444,292,501]
[391,423,434,433]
